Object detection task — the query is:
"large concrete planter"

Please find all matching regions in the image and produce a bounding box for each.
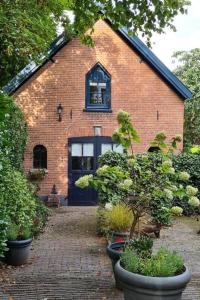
[107,241,126,289]
[115,260,191,300]
[5,238,32,266]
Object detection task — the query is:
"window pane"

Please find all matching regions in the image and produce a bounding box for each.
[101,143,112,154]
[72,157,82,170]
[113,144,124,154]
[82,157,94,170]
[83,143,94,157]
[90,81,106,105]
[71,144,82,157]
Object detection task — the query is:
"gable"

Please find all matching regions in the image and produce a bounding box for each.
[3,19,192,100]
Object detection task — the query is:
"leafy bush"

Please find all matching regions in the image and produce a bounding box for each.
[6,223,31,240]
[98,151,128,169]
[173,153,200,215]
[0,220,8,257]
[0,162,36,236]
[104,203,133,232]
[122,247,184,277]
[128,236,153,258]
[32,198,50,236]
[0,93,27,170]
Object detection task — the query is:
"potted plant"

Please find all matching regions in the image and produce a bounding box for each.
[5,223,32,266]
[115,245,191,300]
[75,111,199,288]
[103,203,133,243]
[28,168,47,181]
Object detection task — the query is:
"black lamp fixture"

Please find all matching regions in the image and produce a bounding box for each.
[57,103,63,122]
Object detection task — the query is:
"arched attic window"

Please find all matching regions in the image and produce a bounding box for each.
[85,63,111,112]
[33,145,47,169]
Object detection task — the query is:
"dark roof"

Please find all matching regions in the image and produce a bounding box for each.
[3,21,192,99]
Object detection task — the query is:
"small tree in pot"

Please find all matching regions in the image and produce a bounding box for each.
[75,111,199,292]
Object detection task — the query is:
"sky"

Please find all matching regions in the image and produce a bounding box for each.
[150,0,200,70]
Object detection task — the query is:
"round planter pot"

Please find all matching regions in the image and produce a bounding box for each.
[115,260,191,300]
[107,241,126,289]
[5,238,32,266]
[111,231,130,243]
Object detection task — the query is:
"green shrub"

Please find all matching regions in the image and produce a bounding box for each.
[122,247,184,277]
[0,220,8,257]
[0,93,27,170]
[173,153,200,215]
[0,163,36,235]
[98,151,128,169]
[104,203,133,232]
[32,198,50,236]
[128,236,153,258]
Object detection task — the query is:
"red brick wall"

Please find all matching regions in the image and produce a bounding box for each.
[14,20,184,196]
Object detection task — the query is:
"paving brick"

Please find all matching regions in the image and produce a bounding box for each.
[0,208,199,300]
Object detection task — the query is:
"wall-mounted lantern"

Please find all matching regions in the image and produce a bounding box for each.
[93,125,102,136]
[57,103,63,122]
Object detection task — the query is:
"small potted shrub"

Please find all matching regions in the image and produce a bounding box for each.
[28,168,47,181]
[115,245,191,300]
[104,203,133,242]
[5,223,32,266]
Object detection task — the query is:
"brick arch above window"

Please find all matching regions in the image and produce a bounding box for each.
[85,62,111,112]
[33,144,47,169]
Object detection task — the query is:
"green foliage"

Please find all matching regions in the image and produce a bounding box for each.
[1,1,190,88]
[173,49,200,148]
[73,0,190,47]
[173,153,200,215]
[128,236,153,258]
[32,199,50,236]
[0,93,27,170]
[98,151,128,169]
[0,162,36,236]
[103,203,133,232]
[122,247,184,277]
[112,110,140,154]
[0,0,74,88]
[0,220,8,257]
[6,223,32,240]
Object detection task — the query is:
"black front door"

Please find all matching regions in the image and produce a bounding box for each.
[68,136,123,206]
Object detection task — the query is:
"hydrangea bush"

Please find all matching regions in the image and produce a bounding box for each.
[76,111,199,238]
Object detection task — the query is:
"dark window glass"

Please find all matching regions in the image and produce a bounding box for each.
[148,147,160,153]
[82,157,94,170]
[33,145,47,169]
[72,157,82,170]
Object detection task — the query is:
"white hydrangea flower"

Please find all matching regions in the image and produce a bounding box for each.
[186,185,198,196]
[119,179,133,190]
[168,167,175,175]
[75,174,93,188]
[105,203,113,210]
[96,165,109,176]
[162,159,173,168]
[171,206,183,215]
[164,188,174,200]
[188,196,200,207]
[179,171,190,181]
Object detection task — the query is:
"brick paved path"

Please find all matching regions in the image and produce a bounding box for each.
[0,207,199,300]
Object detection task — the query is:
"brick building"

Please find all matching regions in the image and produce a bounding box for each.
[4,19,192,205]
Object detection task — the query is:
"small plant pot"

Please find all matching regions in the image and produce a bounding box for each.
[5,238,32,266]
[111,231,130,243]
[107,241,126,289]
[115,260,191,300]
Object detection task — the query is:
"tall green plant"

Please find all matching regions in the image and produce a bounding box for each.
[0,93,27,170]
